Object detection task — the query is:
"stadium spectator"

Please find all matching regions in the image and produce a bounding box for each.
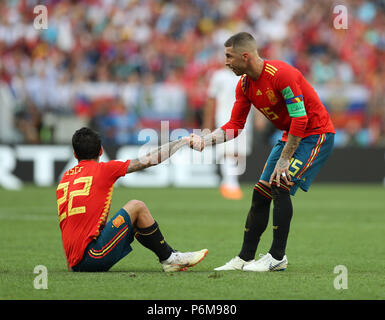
[0,0,383,146]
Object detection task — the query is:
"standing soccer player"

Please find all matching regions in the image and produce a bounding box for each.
[190,32,335,272]
[57,127,208,272]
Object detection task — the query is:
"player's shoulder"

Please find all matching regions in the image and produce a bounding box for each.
[264,60,301,81]
[100,159,131,174]
[98,159,126,169]
[264,60,289,74]
[268,60,301,73]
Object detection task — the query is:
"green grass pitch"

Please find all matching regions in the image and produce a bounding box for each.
[0,183,384,300]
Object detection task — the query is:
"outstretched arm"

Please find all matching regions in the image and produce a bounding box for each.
[189,127,228,151]
[126,137,189,173]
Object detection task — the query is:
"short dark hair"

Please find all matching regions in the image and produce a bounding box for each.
[224,32,257,51]
[72,127,101,161]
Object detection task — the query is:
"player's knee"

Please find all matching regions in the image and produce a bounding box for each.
[252,182,272,209]
[258,180,271,189]
[123,200,148,216]
[126,200,155,229]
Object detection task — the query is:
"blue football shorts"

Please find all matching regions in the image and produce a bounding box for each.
[260,133,335,196]
[72,208,135,272]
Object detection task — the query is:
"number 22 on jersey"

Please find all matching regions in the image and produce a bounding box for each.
[57,176,93,222]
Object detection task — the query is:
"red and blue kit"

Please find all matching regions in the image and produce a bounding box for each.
[56,159,130,268]
[221,60,335,195]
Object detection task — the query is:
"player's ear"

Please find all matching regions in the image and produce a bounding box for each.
[99,147,103,156]
[241,52,249,61]
[73,151,78,160]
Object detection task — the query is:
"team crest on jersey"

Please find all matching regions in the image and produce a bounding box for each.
[266,89,278,105]
[112,215,125,228]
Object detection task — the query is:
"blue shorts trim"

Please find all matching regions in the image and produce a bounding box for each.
[260,133,334,195]
[72,208,135,272]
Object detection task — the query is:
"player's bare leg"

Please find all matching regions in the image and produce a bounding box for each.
[123,200,155,229]
[123,200,208,272]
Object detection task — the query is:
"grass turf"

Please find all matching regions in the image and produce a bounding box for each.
[0,183,384,300]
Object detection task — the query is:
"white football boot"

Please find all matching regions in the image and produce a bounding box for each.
[161,249,209,272]
[214,256,254,271]
[242,253,288,272]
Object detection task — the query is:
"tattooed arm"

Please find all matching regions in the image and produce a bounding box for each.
[269,134,302,187]
[126,137,189,174]
[189,128,227,152]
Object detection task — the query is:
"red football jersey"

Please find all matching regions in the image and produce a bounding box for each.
[56,159,130,268]
[221,60,335,140]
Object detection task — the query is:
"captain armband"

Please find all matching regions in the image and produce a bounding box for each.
[281,86,307,118]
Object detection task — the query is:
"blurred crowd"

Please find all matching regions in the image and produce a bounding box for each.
[0,0,384,147]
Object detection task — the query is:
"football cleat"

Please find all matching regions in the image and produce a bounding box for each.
[161,249,209,272]
[214,256,254,271]
[242,253,288,272]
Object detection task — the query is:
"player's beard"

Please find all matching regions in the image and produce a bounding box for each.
[230,66,243,76]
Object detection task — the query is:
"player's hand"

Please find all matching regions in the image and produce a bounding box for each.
[189,133,205,152]
[269,158,292,187]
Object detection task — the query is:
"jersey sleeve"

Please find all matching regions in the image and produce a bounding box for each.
[101,160,130,183]
[220,77,251,139]
[273,67,308,138]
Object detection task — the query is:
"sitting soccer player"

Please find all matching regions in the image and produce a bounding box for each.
[56,127,208,272]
